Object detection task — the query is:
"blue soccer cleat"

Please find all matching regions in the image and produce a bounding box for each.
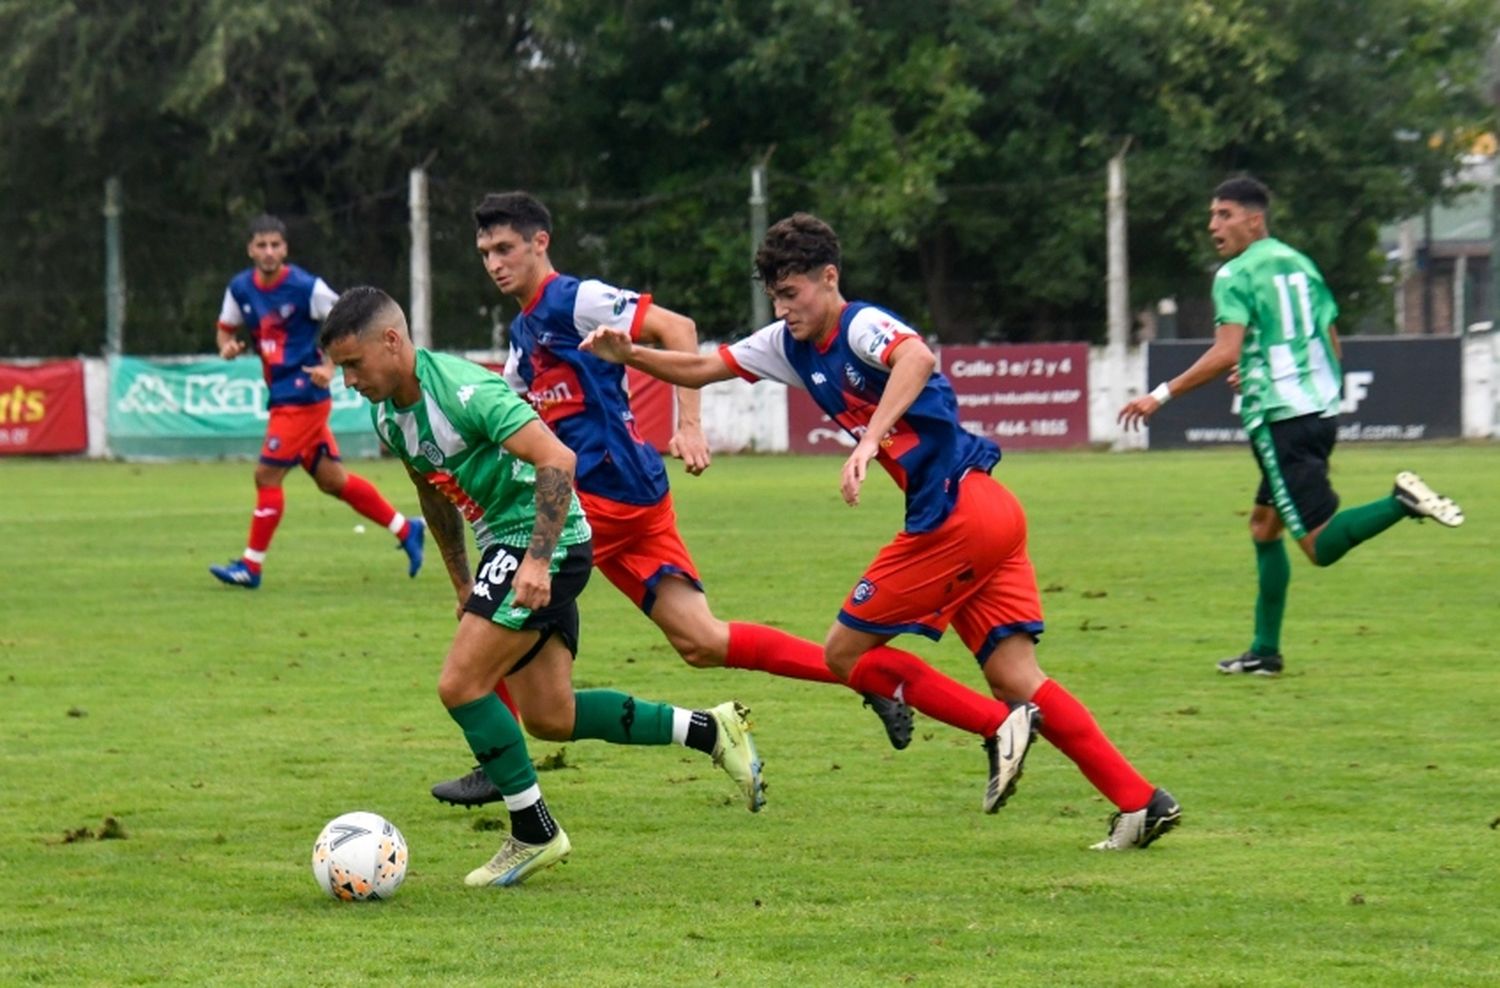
[398,518,425,578]
[209,559,261,589]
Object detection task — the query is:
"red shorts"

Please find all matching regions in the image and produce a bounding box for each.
[578,491,701,614]
[838,471,1044,664]
[260,400,340,472]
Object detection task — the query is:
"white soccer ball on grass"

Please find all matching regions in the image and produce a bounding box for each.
[311,811,408,901]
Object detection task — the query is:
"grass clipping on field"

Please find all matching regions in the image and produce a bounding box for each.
[61,817,127,843]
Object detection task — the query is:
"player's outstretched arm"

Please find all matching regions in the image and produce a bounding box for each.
[1117,323,1244,431]
[579,327,736,389]
[500,420,578,610]
[407,462,470,614]
[636,305,710,475]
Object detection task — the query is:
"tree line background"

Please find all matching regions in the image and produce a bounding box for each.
[2,0,1496,357]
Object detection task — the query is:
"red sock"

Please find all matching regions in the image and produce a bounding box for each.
[339,473,407,538]
[493,680,519,718]
[243,486,285,573]
[848,645,1006,737]
[725,622,840,684]
[1030,678,1155,811]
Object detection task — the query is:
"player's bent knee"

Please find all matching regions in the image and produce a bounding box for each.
[521,712,573,742]
[673,641,724,669]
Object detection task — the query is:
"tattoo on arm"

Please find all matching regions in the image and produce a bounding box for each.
[529,465,572,562]
[408,465,468,584]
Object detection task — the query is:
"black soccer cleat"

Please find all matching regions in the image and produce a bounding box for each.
[1091,787,1182,850]
[431,765,503,808]
[861,692,914,750]
[1216,651,1284,676]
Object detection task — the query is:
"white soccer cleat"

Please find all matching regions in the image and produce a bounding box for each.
[1091,788,1181,851]
[709,701,767,812]
[983,702,1040,813]
[1393,471,1464,527]
[464,829,571,887]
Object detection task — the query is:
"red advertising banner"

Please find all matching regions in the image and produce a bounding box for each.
[940,343,1090,449]
[788,343,1091,453]
[0,360,88,455]
[477,360,672,453]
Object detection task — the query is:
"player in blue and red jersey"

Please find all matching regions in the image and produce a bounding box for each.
[431,193,1044,811]
[209,214,426,589]
[582,212,1181,850]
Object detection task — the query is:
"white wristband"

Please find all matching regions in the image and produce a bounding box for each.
[1149,382,1173,405]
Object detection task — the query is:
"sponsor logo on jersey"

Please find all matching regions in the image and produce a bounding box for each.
[612,295,629,317]
[280,304,296,318]
[418,440,444,465]
[811,371,828,385]
[457,384,476,407]
[852,578,877,605]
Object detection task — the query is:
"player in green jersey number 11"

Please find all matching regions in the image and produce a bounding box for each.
[1118,176,1464,678]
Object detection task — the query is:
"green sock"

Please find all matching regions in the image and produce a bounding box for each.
[570,688,675,745]
[1313,496,1408,566]
[448,693,537,796]
[1251,539,1289,657]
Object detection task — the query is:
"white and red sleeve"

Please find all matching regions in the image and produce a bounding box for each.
[573,279,653,341]
[309,278,340,321]
[216,287,244,334]
[846,307,918,370]
[720,323,801,387]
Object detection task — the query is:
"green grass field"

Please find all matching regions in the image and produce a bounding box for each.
[3,445,1497,986]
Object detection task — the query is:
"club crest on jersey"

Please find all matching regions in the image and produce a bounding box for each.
[280,303,296,318]
[843,363,866,391]
[852,578,877,605]
[418,440,444,465]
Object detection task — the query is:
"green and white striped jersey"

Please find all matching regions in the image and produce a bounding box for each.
[370,349,591,552]
[1213,237,1342,429]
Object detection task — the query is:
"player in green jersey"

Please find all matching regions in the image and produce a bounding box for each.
[320,286,766,888]
[1118,176,1464,677]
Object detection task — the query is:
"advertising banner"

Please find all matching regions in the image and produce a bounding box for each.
[1145,337,1462,449]
[106,356,380,459]
[475,360,673,453]
[0,360,88,455]
[788,342,1091,453]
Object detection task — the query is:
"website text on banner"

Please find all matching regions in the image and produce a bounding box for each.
[0,360,88,455]
[1144,337,1461,450]
[787,342,1091,454]
[106,356,379,460]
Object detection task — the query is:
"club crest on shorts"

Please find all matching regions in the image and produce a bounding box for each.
[267,437,281,451]
[852,578,877,604]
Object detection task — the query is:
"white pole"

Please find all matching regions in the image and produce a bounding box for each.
[1453,253,1468,335]
[749,161,770,329]
[409,167,432,349]
[1106,141,1132,447]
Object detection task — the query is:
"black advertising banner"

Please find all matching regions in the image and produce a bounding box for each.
[1144,337,1462,449]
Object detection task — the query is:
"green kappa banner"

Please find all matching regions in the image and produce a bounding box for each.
[107,356,381,460]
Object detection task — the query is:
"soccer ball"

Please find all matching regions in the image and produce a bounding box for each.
[311,811,408,901]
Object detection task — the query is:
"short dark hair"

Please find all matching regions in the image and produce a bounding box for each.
[473,192,552,238]
[247,214,287,241]
[754,213,841,285]
[1213,176,1271,212]
[319,285,404,348]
